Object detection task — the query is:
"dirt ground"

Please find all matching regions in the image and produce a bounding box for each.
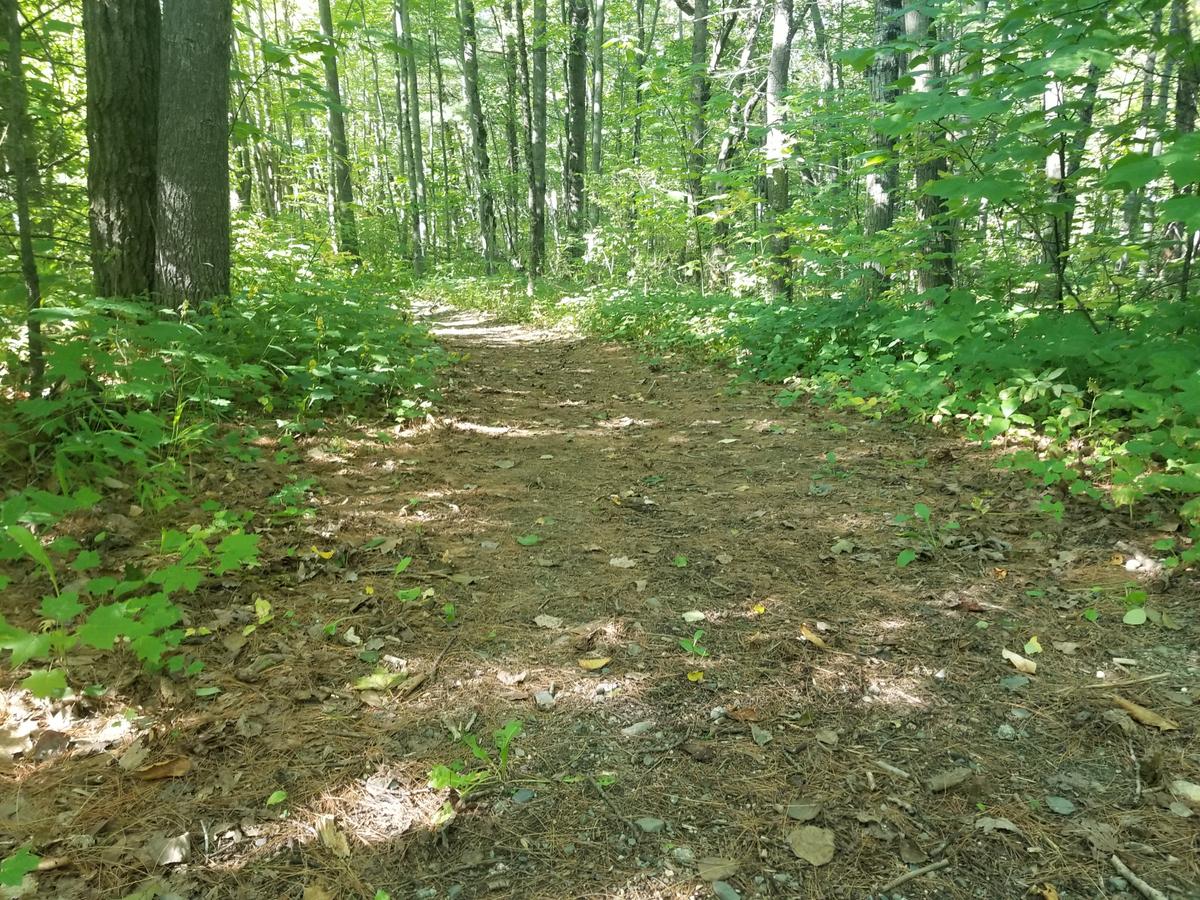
[2,308,1199,900]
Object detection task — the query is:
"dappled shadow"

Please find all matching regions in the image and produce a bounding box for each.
[4,311,1198,899]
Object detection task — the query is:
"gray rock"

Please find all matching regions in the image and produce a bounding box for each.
[996,724,1017,741]
[635,816,666,833]
[712,881,741,900]
[671,847,695,866]
[534,689,556,710]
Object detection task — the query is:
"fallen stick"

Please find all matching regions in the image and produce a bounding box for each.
[873,759,914,781]
[876,858,950,893]
[1111,854,1169,900]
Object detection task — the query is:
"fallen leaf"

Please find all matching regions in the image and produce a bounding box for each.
[787,801,821,822]
[974,816,1023,836]
[898,838,927,864]
[1035,884,1060,900]
[353,670,406,691]
[751,724,773,746]
[141,832,189,867]
[727,707,759,722]
[316,816,351,858]
[303,886,335,900]
[1046,796,1076,815]
[493,459,516,469]
[118,738,151,771]
[609,556,637,568]
[788,826,835,866]
[133,756,192,781]
[716,553,733,565]
[1052,641,1079,655]
[1122,607,1147,626]
[1024,635,1042,655]
[800,624,826,649]
[1171,779,1200,805]
[621,720,654,737]
[577,656,611,671]
[925,766,973,792]
[1110,694,1179,731]
[682,610,706,624]
[698,857,739,881]
[686,670,705,682]
[534,614,563,629]
[1002,648,1037,674]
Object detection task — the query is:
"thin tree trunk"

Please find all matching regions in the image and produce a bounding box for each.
[565,0,589,245]
[83,0,159,298]
[156,0,232,305]
[432,18,454,250]
[590,0,605,183]
[1166,0,1197,300]
[905,5,952,293]
[687,0,708,233]
[317,0,360,259]
[3,0,44,392]
[458,0,498,270]
[765,0,793,298]
[396,0,427,271]
[863,0,902,293]
[500,1,522,257]
[531,0,548,273]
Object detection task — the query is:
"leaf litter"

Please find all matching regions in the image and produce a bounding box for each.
[9,313,1198,900]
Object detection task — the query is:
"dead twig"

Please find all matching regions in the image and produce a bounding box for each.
[1110,854,1169,900]
[589,777,638,835]
[876,858,950,893]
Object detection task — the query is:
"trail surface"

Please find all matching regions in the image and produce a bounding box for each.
[7,310,1197,899]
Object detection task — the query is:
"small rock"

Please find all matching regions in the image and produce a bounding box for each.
[996,724,1017,741]
[534,690,556,710]
[512,788,536,804]
[712,881,741,900]
[622,720,654,737]
[1046,796,1076,815]
[626,642,643,657]
[1008,708,1033,720]
[415,889,437,900]
[635,817,666,833]
[447,886,464,900]
[1107,876,1129,892]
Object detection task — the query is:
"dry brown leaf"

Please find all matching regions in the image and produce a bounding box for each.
[577,656,611,671]
[799,624,827,649]
[133,756,192,780]
[1002,647,1037,674]
[1110,694,1179,731]
[316,815,351,858]
[727,706,759,722]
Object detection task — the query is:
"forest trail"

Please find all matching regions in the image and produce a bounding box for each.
[8,311,1198,900]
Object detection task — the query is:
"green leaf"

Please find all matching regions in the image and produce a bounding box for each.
[913,503,931,522]
[672,554,688,567]
[0,847,40,888]
[21,668,67,698]
[77,603,134,650]
[1161,194,1200,228]
[213,532,260,574]
[5,525,54,582]
[39,591,83,623]
[1104,153,1162,190]
[516,534,541,546]
[896,549,918,567]
[195,686,221,697]
[265,789,288,806]
[1122,607,1147,626]
[71,550,101,571]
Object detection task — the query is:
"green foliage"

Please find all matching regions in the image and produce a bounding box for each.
[430,719,524,799]
[679,629,709,657]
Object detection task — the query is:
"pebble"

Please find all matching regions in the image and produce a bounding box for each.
[447,886,463,900]
[635,817,666,833]
[996,724,1017,741]
[672,847,695,866]
[534,690,556,710]
[712,881,741,900]
[415,889,436,900]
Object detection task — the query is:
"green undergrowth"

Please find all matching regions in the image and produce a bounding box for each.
[0,240,445,698]
[444,276,1200,563]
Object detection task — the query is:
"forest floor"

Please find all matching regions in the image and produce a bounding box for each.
[3,307,1199,900]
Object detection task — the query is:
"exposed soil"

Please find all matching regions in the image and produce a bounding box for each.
[3,309,1199,900]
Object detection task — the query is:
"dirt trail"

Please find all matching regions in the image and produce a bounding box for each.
[5,310,1198,899]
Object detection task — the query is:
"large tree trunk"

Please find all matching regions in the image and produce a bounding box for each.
[500,1,522,257]
[84,0,159,298]
[1165,0,1197,301]
[863,0,902,293]
[565,0,589,244]
[396,0,427,271]
[458,0,498,271]
[515,0,542,279]
[3,0,44,392]
[317,0,360,260]
[765,0,793,298]
[905,5,952,294]
[155,0,231,305]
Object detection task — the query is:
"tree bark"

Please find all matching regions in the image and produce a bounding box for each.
[531,0,548,273]
[3,0,44,392]
[765,0,792,298]
[317,0,360,260]
[863,0,902,292]
[156,0,231,305]
[396,0,427,271]
[590,0,605,181]
[458,0,498,270]
[84,0,159,298]
[905,6,952,293]
[687,0,708,226]
[565,0,589,243]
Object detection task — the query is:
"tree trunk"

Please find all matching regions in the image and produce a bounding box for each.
[1165,0,1197,300]
[2,0,44,392]
[531,0,548,273]
[687,0,708,227]
[317,0,360,260]
[765,0,792,298]
[84,0,159,298]
[565,0,589,243]
[905,6,952,294]
[500,1,522,257]
[396,0,427,271]
[590,0,605,182]
[863,0,902,292]
[156,0,231,305]
[458,0,498,270]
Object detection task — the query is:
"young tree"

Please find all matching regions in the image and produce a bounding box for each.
[155,0,232,305]
[565,0,589,242]
[590,0,605,181]
[686,0,708,231]
[395,0,427,271]
[764,0,793,298]
[529,0,549,273]
[317,0,360,260]
[863,0,902,291]
[83,0,160,298]
[2,0,44,391]
[458,0,498,270]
